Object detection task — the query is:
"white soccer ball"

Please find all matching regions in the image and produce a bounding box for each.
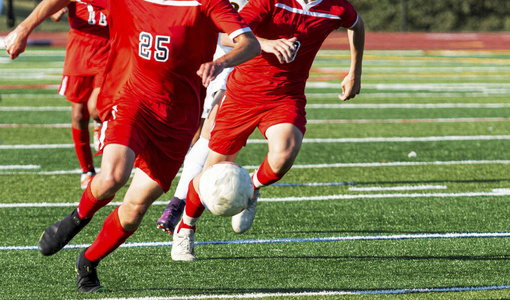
[199,162,254,217]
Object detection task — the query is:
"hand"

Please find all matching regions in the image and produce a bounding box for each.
[260,37,298,64]
[338,73,361,101]
[196,60,226,88]
[4,26,30,60]
[50,7,68,22]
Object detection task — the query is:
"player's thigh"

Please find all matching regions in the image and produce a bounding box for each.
[99,144,137,185]
[266,123,303,160]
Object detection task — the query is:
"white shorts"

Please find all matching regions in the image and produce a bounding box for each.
[202,66,233,118]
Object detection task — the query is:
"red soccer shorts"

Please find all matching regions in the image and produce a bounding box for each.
[208,92,307,156]
[98,98,196,192]
[58,74,104,103]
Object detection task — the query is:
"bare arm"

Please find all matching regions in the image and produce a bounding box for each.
[339,14,365,101]
[4,0,71,59]
[222,33,297,64]
[50,7,68,22]
[197,31,261,87]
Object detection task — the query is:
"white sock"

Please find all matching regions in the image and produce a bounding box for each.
[182,212,199,227]
[173,137,210,200]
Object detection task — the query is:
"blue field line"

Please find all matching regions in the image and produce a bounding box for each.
[3,232,510,251]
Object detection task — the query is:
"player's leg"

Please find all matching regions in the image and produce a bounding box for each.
[232,124,304,234]
[38,144,136,256]
[71,102,96,188]
[87,87,102,151]
[171,148,237,261]
[77,168,164,292]
[157,93,223,234]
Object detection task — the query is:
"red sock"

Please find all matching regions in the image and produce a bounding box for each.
[84,206,135,262]
[254,156,286,188]
[77,181,114,219]
[72,127,94,172]
[177,180,204,232]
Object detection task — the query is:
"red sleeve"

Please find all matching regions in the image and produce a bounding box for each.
[339,0,358,29]
[206,0,250,35]
[238,0,272,31]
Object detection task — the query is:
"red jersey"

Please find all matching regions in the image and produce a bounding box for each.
[227,0,358,102]
[86,0,250,137]
[62,2,110,76]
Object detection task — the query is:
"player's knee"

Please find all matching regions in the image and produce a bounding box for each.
[118,203,147,231]
[268,151,296,173]
[97,171,130,194]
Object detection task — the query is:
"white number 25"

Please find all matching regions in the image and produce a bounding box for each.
[139,32,170,62]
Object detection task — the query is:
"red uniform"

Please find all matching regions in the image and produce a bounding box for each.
[209,0,358,155]
[86,0,251,191]
[58,2,109,103]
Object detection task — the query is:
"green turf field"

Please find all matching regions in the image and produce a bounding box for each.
[1,47,510,299]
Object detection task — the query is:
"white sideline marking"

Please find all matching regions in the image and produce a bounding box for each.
[2,190,510,208]
[2,117,509,128]
[0,106,70,111]
[306,103,510,109]
[4,103,510,112]
[3,160,510,176]
[306,82,510,92]
[6,232,510,250]
[260,190,510,202]
[0,165,40,170]
[307,92,510,98]
[80,284,510,299]
[2,135,510,150]
[348,185,447,192]
[0,124,71,128]
[307,117,510,124]
[250,135,510,144]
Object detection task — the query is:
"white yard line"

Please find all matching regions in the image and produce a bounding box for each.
[0,165,40,170]
[3,160,510,176]
[4,103,510,112]
[307,117,510,124]
[2,189,510,208]
[78,284,510,299]
[348,185,448,192]
[2,135,510,150]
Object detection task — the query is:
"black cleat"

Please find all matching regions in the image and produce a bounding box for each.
[38,209,91,256]
[76,250,105,293]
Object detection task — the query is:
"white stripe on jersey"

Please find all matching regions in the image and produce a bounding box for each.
[141,0,201,6]
[58,76,68,96]
[275,2,341,20]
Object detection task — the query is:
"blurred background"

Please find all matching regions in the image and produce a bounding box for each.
[1,0,510,32]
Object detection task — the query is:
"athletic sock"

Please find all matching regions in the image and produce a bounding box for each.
[173,137,210,200]
[77,181,115,220]
[252,156,287,189]
[84,206,135,262]
[72,127,94,172]
[177,180,204,233]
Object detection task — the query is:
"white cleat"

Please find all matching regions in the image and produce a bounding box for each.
[171,226,197,261]
[232,189,259,234]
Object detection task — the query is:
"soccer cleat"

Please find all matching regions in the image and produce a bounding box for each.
[171,222,196,261]
[38,208,91,256]
[92,123,101,152]
[157,197,185,235]
[231,188,259,234]
[76,250,105,293]
[80,171,96,189]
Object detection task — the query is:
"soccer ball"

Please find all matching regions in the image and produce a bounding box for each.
[199,162,254,217]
